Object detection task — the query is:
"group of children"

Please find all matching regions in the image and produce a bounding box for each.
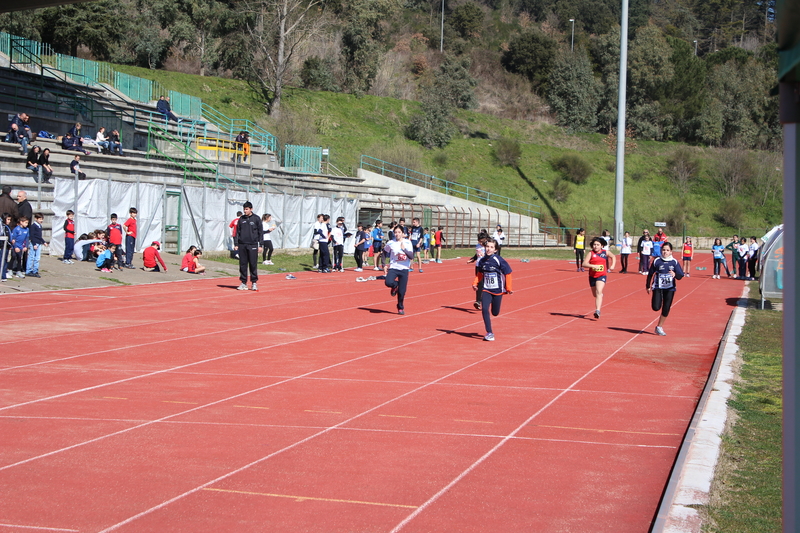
[1,211,46,281]
[311,215,448,274]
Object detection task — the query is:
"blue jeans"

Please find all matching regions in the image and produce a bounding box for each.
[26,244,42,273]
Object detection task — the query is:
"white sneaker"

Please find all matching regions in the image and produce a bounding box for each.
[655,326,666,336]
[237,283,248,290]
[262,261,269,265]
[251,283,258,291]
[313,264,319,270]
[266,260,274,265]
[18,272,25,279]
[484,333,495,341]
[354,268,363,272]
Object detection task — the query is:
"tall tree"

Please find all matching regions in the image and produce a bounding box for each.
[546,47,600,133]
[338,0,400,95]
[239,0,328,117]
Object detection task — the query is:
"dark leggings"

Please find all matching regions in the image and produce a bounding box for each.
[748,257,758,279]
[575,249,584,269]
[714,258,730,276]
[738,258,747,278]
[262,241,274,261]
[620,253,629,272]
[481,291,503,333]
[651,289,675,317]
[333,244,344,269]
[355,249,364,269]
[640,254,650,272]
[385,268,409,309]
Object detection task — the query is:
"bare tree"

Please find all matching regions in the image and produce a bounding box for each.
[667,146,699,197]
[241,0,327,118]
[713,147,753,198]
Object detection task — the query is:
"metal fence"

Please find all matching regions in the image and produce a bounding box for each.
[284,145,322,173]
[360,155,541,219]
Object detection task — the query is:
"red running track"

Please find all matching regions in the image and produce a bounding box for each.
[0,256,740,532]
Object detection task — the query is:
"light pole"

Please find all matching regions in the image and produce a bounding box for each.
[569,19,575,52]
[693,40,698,56]
[440,0,445,52]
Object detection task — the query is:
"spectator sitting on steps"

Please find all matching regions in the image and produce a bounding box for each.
[156,96,183,123]
[26,146,41,178]
[62,132,90,156]
[107,129,124,156]
[95,127,110,153]
[38,148,53,183]
[10,112,33,141]
[5,123,28,154]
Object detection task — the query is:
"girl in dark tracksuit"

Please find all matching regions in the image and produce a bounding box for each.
[646,242,684,336]
[473,239,513,342]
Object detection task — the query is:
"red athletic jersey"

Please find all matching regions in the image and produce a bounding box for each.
[142,246,166,269]
[107,223,123,245]
[181,253,193,270]
[588,250,609,278]
[124,217,137,238]
[435,230,443,244]
[63,219,75,238]
[682,242,693,258]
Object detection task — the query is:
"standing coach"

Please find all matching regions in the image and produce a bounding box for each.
[234,201,263,291]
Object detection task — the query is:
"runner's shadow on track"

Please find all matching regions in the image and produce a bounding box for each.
[217,284,241,289]
[441,306,475,313]
[550,312,591,319]
[436,329,484,339]
[358,307,396,314]
[607,327,649,335]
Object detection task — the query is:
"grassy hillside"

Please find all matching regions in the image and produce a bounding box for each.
[113,64,782,238]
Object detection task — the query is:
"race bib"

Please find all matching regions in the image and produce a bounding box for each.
[484,272,500,290]
[657,273,674,289]
[594,264,605,273]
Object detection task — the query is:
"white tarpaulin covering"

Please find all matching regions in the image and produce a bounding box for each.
[50,178,163,256]
[50,178,359,255]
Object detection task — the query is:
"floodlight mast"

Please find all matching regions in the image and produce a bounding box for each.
[613,0,629,244]
[569,19,575,51]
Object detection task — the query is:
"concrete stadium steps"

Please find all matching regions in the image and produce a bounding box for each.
[255,168,416,204]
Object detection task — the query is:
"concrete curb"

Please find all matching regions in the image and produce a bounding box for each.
[652,284,749,532]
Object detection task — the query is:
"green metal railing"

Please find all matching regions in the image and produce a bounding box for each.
[360,155,541,218]
[147,122,258,193]
[284,145,322,173]
[200,103,277,152]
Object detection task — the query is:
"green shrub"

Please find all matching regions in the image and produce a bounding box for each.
[551,176,571,202]
[630,170,647,182]
[552,154,592,184]
[433,152,448,166]
[716,197,745,229]
[494,137,522,167]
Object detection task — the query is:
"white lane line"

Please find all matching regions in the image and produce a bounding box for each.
[389,277,716,531]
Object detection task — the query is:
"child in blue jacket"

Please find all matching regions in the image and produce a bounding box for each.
[10,216,30,278]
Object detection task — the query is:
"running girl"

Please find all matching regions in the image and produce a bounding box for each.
[681,237,693,276]
[473,239,513,341]
[582,237,616,319]
[646,242,684,336]
[711,238,730,279]
[383,226,414,315]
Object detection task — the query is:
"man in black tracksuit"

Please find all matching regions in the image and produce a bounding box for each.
[234,201,263,291]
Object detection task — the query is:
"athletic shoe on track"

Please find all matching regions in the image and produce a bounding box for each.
[251,283,258,291]
[390,285,398,297]
[484,333,495,341]
[655,326,666,336]
[593,310,600,319]
[237,283,248,290]
[285,274,296,279]
[373,267,380,271]
[397,308,405,315]
[419,269,423,273]
[473,301,481,310]
[313,264,319,270]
